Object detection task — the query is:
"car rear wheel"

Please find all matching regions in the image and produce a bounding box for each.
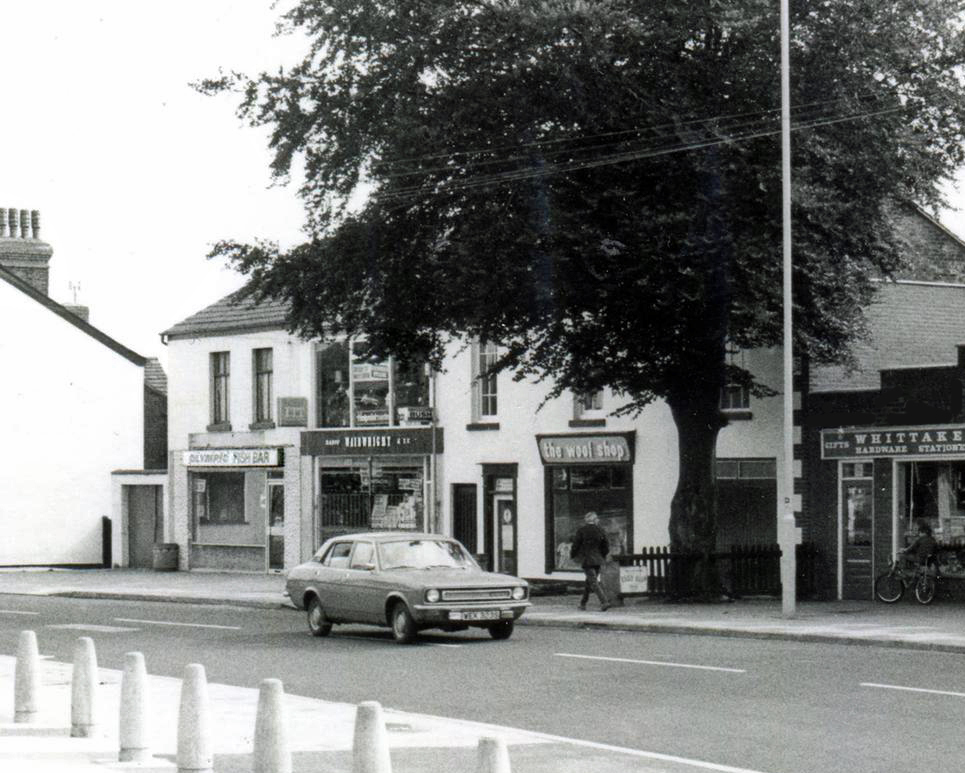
[488,620,514,640]
[307,596,333,637]
[391,602,417,644]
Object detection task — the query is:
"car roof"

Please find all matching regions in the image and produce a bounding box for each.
[324,532,454,544]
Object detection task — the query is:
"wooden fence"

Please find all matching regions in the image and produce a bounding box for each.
[616,542,819,599]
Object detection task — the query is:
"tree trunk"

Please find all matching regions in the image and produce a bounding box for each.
[667,391,726,598]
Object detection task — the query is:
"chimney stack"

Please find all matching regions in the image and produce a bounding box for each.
[0,206,53,295]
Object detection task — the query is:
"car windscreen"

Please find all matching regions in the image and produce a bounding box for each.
[378,539,476,570]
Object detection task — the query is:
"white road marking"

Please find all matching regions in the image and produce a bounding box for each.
[47,624,139,633]
[417,710,772,773]
[861,682,965,699]
[426,642,462,648]
[0,609,39,616]
[555,652,745,673]
[114,617,241,630]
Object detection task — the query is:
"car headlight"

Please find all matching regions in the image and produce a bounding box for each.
[425,588,440,603]
[512,586,526,600]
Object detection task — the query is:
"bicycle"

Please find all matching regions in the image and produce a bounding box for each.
[874,555,939,605]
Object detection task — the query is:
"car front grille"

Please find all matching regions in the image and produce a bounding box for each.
[440,588,514,602]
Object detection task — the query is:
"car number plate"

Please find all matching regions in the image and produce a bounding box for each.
[459,610,499,621]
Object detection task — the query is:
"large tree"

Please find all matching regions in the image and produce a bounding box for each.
[200,0,965,571]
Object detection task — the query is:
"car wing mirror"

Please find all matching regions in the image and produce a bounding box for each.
[357,562,376,571]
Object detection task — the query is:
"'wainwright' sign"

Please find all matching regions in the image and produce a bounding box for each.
[821,425,965,459]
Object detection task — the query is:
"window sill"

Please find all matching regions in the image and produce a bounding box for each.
[206,422,232,433]
[720,410,753,421]
[466,422,500,431]
[249,421,276,431]
[569,418,607,428]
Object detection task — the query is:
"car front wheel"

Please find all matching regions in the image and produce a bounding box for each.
[488,620,514,640]
[391,602,417,644]
[307,596,333,637]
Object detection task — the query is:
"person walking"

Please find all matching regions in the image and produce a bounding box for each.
[570,512,611,611]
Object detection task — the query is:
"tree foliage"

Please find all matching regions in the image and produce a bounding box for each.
[200,0,965,558]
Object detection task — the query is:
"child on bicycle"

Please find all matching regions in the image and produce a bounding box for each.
[899,521,938,572]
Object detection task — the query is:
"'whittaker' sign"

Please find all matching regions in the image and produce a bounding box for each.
[821,425,965,459]
[183,448,281,467]
[536,432,635,465]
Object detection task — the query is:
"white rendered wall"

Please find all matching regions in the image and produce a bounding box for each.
[0,282,144,565]
[435,343,779,580]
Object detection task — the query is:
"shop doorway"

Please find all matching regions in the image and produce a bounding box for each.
[267,481,285,571]
[452,484,478,553]
[127,485,163,568]
[493,495,517,576]
[840,462,873,599]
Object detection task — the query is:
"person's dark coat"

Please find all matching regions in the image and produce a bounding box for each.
[570,523,610,568]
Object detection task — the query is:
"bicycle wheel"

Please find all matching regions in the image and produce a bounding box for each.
[874,571,905,603]
[915,574,936,605]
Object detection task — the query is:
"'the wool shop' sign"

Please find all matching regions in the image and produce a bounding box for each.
[821,425,965,459]
[536,432,635,465]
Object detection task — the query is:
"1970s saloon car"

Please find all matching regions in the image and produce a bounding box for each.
[286,532,530,643]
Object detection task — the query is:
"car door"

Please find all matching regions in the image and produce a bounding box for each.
[344,540,383,623]
[313,540,353,620]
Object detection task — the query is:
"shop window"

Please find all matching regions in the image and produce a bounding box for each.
[898,461,965,542]
[472,340,498,419]
[252,348,273,425]
[319,462,425,534]
[549,464,631,571]
[210,352,230,427]
[196,472,246,525]
[314,341,430,428]
[316,342,351,428]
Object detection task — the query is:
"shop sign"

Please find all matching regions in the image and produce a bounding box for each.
[277,397,308,427]
[619,565,649,594]
[398,406,434,424]
[536,432,635,464]
[821,425,965,459]
[356,408,391,426]
[183,448,281,467]
[352,362,389,381]
[302,427,444,456]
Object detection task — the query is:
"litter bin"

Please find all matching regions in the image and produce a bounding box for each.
[152,543,179,571]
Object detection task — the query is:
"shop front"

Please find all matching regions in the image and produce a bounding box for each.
[182,447,288,572]
[821,424,965,599]
[537,432,635,573]
[301,427,444,546]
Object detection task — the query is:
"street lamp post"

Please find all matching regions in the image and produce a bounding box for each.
[780,0,802,617]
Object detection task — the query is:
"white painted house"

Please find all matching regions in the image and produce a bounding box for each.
[1,208,154,566]
[162,289,786,579]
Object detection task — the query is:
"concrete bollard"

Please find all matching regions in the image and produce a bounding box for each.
[352,701,392,773]
[177,664,212,773]
[119,652,150,762]
[70,637,98,738]
[253,678,291,773]
[476,736,512,773]
[14,630,40,723]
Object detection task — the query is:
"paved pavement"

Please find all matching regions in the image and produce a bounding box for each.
[3,566,965,771]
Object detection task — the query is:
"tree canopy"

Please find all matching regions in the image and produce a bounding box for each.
[200,0,965,556]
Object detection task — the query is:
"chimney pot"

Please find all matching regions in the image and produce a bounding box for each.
[19,210,29,240]
[7,208,17,238]
[30,210,39,239]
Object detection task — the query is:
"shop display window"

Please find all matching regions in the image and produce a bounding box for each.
[550,464,631,571]
[192,471,269,547]
[314,342,430,428]
[319,462,425,534]
[897,461,965,542]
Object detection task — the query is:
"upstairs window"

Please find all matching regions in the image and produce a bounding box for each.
[472,340,499,419]
[210,352,230,426]
[720,344,750,412]
[575,389,605,418]
[253,348,273,424]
